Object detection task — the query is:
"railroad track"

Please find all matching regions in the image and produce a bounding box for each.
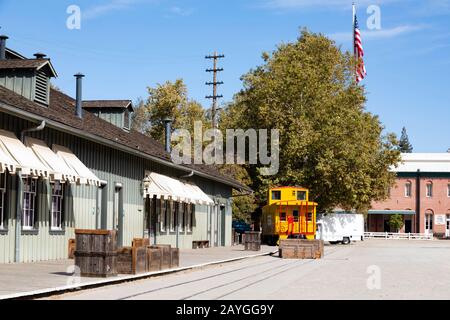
[118,245,342,300]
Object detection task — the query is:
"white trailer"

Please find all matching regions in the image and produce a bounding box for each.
[316,213,364,245]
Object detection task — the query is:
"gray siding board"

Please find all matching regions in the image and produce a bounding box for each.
[0,111,234,263]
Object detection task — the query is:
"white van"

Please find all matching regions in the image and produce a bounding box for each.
[316,213,364,245]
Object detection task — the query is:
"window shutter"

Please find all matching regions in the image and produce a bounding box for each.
[34,70,49,105]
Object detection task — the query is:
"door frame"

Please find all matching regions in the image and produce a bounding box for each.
[113,183,124,247]
[425,213,433,235]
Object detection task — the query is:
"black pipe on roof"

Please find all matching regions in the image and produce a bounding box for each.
[0,35,8,60]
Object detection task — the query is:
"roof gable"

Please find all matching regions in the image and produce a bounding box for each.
[0,59,57,77]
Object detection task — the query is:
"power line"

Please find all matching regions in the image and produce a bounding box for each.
[205,52,224,129]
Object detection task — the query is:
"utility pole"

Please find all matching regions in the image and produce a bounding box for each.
[205,52,224,129]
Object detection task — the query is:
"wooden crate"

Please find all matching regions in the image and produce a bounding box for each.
[147,247,162,272]
[132,238,150,248]
[244,242,261,251]
[117,246,147,275]
[74,253,117,277]
[117,247,133,274]
[245,231,261,242]
[68,239,76,259]
[150,245,172,270]
[244,231,261,251]
[171,248,180,268]
[133,246,147,274]
[74,230,118,277]
[75,229,117,254]
[279,239,324,259]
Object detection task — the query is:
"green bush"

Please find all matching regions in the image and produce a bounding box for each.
[389,214,404,232]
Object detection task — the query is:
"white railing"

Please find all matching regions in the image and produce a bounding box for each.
[364,232,434,241]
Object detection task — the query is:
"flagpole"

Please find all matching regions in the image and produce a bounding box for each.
[352,2,357,82]
[352,2,356,57]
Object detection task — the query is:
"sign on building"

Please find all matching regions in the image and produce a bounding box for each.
[435,214,446,226]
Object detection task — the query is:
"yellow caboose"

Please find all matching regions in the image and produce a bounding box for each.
[261,187,317,246]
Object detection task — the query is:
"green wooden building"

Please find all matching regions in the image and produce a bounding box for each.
[0,36,249,264]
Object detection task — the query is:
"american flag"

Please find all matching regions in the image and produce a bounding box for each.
[354,15,367,83]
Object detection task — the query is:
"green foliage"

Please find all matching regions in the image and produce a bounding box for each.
[219,164,257,223]
[389,214,404,232]
[137,79,208,143]
[398,127,413,153]
[221,29,401,212]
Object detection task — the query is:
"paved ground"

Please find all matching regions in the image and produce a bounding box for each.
[44,239,450,300]
[0,245,276,299]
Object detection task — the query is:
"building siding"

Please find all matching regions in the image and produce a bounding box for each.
[0,111,235,263]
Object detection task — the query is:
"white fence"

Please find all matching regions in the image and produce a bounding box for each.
[364,232,434,241]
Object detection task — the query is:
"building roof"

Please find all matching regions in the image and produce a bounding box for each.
[0,85,250,191]
[5,48,27,60]
[83,100,134,111]
[393,153,450,173]
[0,59,58,77]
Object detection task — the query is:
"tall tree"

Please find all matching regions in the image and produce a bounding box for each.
[398,127,413,153]
[131,97,149,134]
[137,79,208,143]
[221,29,401,212]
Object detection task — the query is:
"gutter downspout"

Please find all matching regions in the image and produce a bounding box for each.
[176,203,179,249]
[15,121,46,262]
[180,171,194,179]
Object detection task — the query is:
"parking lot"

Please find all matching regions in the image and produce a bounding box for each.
[45,239,450,300]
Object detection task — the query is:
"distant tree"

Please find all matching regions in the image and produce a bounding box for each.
[398,127,413,153]
[131,97,150,133]
[138,79,208,143]
[218,164,257,223]
[389,214,404,232]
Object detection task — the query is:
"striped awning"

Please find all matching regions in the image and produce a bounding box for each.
[25,137,79,183]
[368,210,416,215]
[52,144,101,186]
[0,129,50,177]
[144,172,214,205]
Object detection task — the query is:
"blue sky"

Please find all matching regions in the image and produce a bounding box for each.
[0,0,449,152]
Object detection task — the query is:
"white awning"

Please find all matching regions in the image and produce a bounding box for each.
[0,140,18,173]
[0,129,50,177]
[52,144,101,186]
[145,172,214,205]
[25,137,79,183]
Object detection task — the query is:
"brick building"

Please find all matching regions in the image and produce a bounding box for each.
[369,153,450,237]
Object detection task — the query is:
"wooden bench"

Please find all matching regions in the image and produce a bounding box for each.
[192,240,210,249]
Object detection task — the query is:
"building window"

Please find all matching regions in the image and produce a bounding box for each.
[170,201,176,232]
[280,212,286,221]
[297,191,307,201]
[123,110,130,130]
[51,181,64,230]
[159,199,167,232]
[426,183,433,197]
[187,204,194,232]
[425,213,433,231]
[405,182,412,197]
[447,184,450,197]
[272,191,281,200]
[22,177,38,230]
[0,173,7,230]
[179,202,184,233]
[307,212,313,222]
